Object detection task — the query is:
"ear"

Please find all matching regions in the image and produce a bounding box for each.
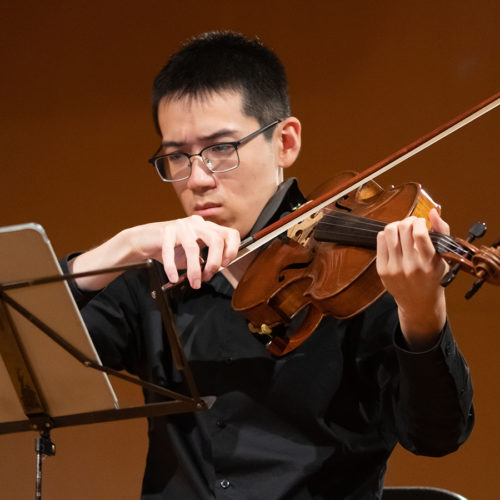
[276,117,301,169]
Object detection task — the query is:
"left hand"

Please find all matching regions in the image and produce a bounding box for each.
[376,208,450,351]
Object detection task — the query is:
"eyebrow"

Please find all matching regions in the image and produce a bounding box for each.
[161,128,239,148]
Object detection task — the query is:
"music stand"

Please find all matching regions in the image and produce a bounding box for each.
[0,223,210,499]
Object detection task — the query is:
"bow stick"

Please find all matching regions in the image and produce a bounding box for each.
[235,91,499,263]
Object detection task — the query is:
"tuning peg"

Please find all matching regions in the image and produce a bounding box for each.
[467,221,487,242]
[441,222,487,287]
[465,278,484,299]
[441,268,458,287]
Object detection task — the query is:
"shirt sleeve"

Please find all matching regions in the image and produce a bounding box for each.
[79,272,144,374]
[59,253,100,308]
[393,321,474,456]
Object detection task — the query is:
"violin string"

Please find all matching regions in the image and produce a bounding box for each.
[315,221,466,256]
[315,216,466,255]
[319,221,466,255]
[313,212,468,256]
[313,212,386,235]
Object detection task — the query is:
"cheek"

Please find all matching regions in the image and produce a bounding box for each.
[172,184,192,212]
[239,159,274,190]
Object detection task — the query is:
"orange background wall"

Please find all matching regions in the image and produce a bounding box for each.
[1,1,499,498]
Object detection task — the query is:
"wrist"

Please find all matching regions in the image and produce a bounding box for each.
[71,229,139,291]
[119,226,144,261]
[123,223,165,262]
[397,291,447,351]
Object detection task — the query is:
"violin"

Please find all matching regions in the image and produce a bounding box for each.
[162,91,500,356]
[232,171,500,356]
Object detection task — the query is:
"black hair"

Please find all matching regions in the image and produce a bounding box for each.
[152,31,291,137]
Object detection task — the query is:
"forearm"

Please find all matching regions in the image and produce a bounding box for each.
[69,216,240,292]
[71,228,141,291]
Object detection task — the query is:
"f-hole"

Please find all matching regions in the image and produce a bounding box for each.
[335,195,352,212]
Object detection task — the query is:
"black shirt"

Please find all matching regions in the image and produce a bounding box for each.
[62,180,473,499]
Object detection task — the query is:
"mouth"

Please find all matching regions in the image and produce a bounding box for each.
[193,202,223,218]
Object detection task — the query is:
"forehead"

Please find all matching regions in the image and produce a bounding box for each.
[157,90,258,141]
[161,89,244,112]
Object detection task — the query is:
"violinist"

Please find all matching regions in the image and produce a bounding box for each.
[61,31,474,499]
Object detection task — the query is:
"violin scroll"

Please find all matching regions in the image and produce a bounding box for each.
[464,241,500,298]
[439,221,500,297]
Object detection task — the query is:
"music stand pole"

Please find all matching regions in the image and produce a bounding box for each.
[35,428,55,500]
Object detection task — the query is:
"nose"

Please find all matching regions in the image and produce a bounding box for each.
[186,155,216,189]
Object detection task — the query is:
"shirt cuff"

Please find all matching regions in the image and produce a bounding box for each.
[394,321,472,420]
[393,321,452,368]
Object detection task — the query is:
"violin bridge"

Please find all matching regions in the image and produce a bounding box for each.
[287,210,325,247]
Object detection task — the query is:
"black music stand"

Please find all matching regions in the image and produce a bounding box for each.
[0,223,210,499]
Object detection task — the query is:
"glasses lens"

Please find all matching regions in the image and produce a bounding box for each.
[156,154,190,181]
[203,144,239,172]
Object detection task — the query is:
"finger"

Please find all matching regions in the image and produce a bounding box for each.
[221,228,241,266]
[413,217,449,279]
[201,231,225,281]
[397,216,436,266]
[163,220,203,288]
[411,217,436,263]
[381,221,403,267]
[179,223,204,289]
[376,230,389,274]
[396,217,419,259]
[429,208,450,235]
[200,226,240,281]
[183,217,239,285]
[161,226,181,283]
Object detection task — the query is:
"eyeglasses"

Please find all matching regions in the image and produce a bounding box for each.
[148,119,281,182]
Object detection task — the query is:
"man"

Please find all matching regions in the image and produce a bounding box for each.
[62,32,473,499]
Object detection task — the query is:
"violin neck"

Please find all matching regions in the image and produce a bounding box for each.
[313,211,469,258]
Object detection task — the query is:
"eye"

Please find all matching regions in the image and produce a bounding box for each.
[209,143,233,155]
[167,152,184,163]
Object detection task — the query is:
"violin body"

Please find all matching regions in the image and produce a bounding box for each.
[232,171,440,356]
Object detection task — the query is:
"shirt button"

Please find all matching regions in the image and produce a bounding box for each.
[220,479,231,489]
[216,418,226,429]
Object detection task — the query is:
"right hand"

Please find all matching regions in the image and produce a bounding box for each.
[130,215,240,288]
[72,215,240,290]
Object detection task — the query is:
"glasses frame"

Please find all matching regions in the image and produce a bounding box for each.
[148,119,282,182]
